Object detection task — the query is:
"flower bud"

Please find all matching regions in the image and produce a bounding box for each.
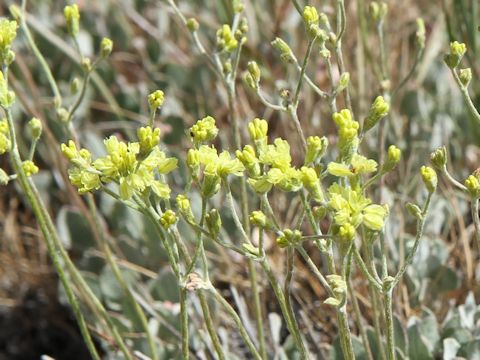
[305,136,328,164]
[271,38,296,64]
[28,117,42,139]
[0,19,17,56]
[5,50,15,66]
[242,243,260,258]
[244,72,256,90]
[444,41,467,69]
[249,210,267,228]
[100,37,113,59]
[459,68,472,87]
[187,148,200,176]
[363,96,389,132]
[420,166,437,193]
[205,209,222,238]
[248,118,268,142]
[247,177,272,194]
[176,194,194,222]
[276,229,302,248]
[64,4,80,37]
[233,0,244,13]
[0,122,10,155]
[0,168,8,185]
[327,274,347,296]
[186,18,199,32]
[81,57,92,72]
[465,174,480,199]
[190,116,218,144]
[416,18,426,49]
[57,107,70,123]
[303,6,319,38]
[300,166,324,202]
[137,126,160,155]
[406,202,423,220]
[247,61,261,85]
[369,1,387,22]
[382,145,401,173]
[313,205,327,220]
[216,24,238,52]
[148,90,165,111]
[201,172,221,198]
[236,145,260,178]
[70,77,80,94]
[303,6,319,26]
[22,160,39,177]
[430,146,447,170]
[337,72,350,93]
[160,210,177,229]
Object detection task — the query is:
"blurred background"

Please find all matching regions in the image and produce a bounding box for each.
[0,0,479,358]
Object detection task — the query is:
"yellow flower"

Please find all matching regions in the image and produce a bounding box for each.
[64,4,80,37]
[216,24,238,52]
[148,90,165,110]
[0,19,17,52]
[190,116,218,144]
[22,160,39,177]
[420,166,437,193]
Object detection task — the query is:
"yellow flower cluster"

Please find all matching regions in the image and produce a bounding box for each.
[0,119,10,154]
[62,126,177,199]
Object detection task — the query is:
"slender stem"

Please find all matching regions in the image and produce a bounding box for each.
[294,38,316,107]
[198,291,227,360]
[451,68,480,124]
[443,166,468,192]
[392,47,424,97]
[4,107,99,360]
[284,247,306,358]
[248,259,267,359]
[67,70,92,123]
[180,288,189,360]
[28,137,38,161]
[336,306,355,360]
[86,195,158,360]
[296,247,334,297]
[352,246,382,291]
[348,279,374,360]
[168,227,226,360]
[471,199,480,251]
[210,287,262,360]
[288,107,308,153]
[391,192,433,288]
[260,259,309,357]
[19,0,62,108]
[256,88,284,111]
[383,290,395,360]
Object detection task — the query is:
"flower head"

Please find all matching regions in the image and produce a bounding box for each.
[190,116,218,144]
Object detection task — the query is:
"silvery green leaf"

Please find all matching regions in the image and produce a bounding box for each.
[443,338,460,360]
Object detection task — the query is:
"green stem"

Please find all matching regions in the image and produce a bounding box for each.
[210,287,262,360]
[383,290,395,360]
[86,195,158,360]
[336,306,355,360]
[348,279,374,360]
[4,107,99,360]
[180,288,189,360]
[391,192,433,288]
[19,0,62,108]
[284,247,307,358]
[471,199,480,250]
[451,68,480,124]
[261,259,309,358]
[352,246,382,291]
